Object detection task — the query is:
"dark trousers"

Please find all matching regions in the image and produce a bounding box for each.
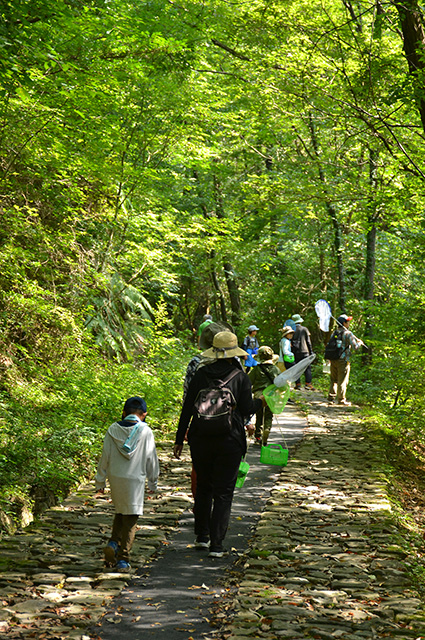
[111,513,139,561]
[254,405,273,444]
[294,352,312,384]
[190,437,243,550]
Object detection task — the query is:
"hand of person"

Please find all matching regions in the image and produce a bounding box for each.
[260,395,267,407]
[245,423,255,436]
[173,444,183,459]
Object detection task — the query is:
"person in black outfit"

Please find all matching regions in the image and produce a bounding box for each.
[173,331,263,558]
[291,313,315,390]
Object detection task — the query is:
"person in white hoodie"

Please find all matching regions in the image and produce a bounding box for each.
[95,396,159,571]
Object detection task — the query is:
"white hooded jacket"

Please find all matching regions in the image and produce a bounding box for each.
[95,417,159,515]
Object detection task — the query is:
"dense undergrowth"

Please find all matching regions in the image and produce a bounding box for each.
[0,324,190,534]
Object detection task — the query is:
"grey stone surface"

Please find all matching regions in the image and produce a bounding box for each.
[1,394,425,639]
[219,392,425,639]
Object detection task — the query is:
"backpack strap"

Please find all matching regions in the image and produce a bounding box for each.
[216,368,241,388]
[334,328,349,358]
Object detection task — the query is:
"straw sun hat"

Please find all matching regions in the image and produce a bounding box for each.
[201,331,247,359]
[280,326,295,338]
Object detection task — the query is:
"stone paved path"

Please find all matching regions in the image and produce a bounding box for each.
[222,394,425,639]
[0,441,195,639]
[1,391,425,640]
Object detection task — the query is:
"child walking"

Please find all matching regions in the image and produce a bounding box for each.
[248,346,280,446]
[95,396,159,571]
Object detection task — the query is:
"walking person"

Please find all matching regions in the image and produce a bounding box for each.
[241,324,260,372]
[173,331,262,558]
[277,325,295,373]
[95,396,159,571]
[183,321,233,499]
[197,313,213,347]
[327,314,362,406]
[291,314,315,390]
[248,346,280,446]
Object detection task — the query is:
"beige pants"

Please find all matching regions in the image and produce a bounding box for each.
[328,359,350,403]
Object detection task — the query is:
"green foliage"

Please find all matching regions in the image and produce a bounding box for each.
[2,0,425,530]
[0,321,188,531]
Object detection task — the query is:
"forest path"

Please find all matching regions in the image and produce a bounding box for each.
[221,394,425,640]
[2,391,425,639]
[0,400,305,639]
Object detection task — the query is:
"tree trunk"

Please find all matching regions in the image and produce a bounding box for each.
[393,0,425,133]
[317,224,327,293]
[209,249,228,321]
[326,202,347,313]
[307,113,347,312]
[223,259,241,326]
[213,172,242,326]
[362,149,378,364]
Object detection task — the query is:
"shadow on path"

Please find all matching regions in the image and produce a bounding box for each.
[91,406,306,640]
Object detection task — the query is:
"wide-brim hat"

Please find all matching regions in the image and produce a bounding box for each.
[202,331,247,359]
[291,314,304,324]
[281,326,295,338]
[199,320,234,350]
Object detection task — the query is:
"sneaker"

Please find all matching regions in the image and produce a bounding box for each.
[254,437,262,445]
[338,400,351,406]
[116,559,131,571]
[287,398,295,405]
[208,549,224,558]
[305,384,316,391]
[104,540,118,565]
[194,538,210,549]
[295,383,301,390]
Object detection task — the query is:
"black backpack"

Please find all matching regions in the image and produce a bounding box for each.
[324,328,347,361]
[193,369,240,436]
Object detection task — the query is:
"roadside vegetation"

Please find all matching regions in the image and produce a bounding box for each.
[2,0,425,532]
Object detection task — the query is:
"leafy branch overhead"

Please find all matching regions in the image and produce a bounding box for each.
[1,0,425,531]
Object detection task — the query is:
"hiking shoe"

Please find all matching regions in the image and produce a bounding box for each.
[295,383,301,390]
[305,384,316,391]
[104,540,118,565]
[287,398,295,405]
[338,400,351,406]
[194,538,210,549]
[116,560,131,571]
[254,437,262,445]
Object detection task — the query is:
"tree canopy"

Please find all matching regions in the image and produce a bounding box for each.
[1,0,425,529]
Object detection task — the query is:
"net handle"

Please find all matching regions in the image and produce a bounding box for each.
[271,413,289,450]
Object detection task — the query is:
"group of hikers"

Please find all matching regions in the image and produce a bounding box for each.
[94,310,363,568]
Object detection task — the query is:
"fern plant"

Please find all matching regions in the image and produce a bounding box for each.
[85,272,154,361]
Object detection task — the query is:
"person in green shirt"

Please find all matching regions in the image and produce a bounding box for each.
[197,314,213,346]
[248,346,280,446]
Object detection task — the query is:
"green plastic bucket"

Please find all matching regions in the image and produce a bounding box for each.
[260,443,289,466]
[236,459,250,488]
